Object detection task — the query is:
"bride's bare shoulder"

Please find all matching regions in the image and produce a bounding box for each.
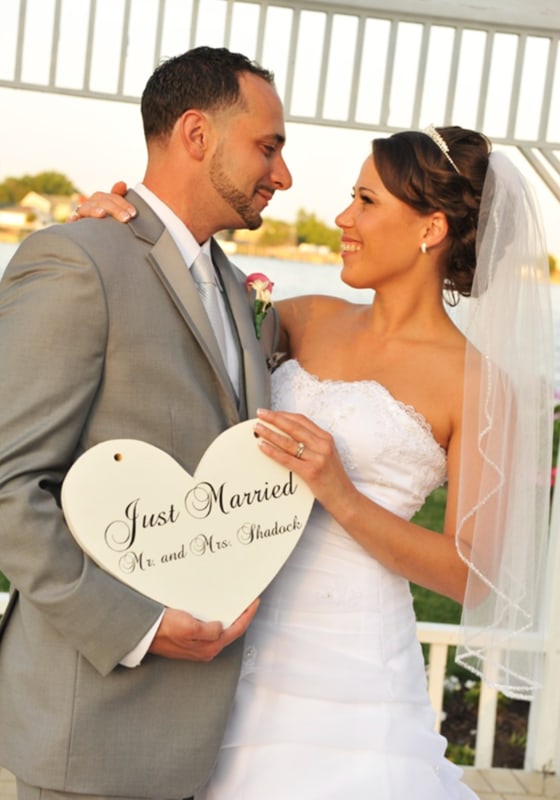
[278,294,358,324]
[277,295,363,355]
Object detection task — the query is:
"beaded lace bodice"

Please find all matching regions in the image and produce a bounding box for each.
[271,359,447,521]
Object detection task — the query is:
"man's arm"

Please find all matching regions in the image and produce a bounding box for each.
[0,228,258,674]
[0,229,165,674]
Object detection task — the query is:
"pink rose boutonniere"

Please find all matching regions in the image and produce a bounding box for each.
[245,272,274,339]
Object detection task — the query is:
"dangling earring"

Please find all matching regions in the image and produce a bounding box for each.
[420,242,428,254]
[443,278,459,307]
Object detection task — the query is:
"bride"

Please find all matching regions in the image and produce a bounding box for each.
[76,125,553,799]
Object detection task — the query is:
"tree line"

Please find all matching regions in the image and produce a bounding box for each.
[250,209,340,251]
[0,171,78,204]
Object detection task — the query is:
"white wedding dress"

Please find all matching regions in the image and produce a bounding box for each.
[197,359,478,800]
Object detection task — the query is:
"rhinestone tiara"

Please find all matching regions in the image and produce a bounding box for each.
[423,124,461,174]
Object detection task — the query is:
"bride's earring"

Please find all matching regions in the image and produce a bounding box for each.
[443,283,460,307]
[420,242,428,254]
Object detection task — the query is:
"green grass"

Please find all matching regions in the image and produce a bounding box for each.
[412,486,447,533]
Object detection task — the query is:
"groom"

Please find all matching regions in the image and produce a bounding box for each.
[0,47,291,800]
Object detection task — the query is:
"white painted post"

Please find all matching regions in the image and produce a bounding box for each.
[474,676,498,768]
[427,642,449,732]
[524,458,560,773]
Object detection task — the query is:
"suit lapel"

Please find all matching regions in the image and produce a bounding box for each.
[212,243,271,417]
[125,192,269,417]
[125,197,237,410]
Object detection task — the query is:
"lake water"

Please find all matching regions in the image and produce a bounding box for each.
[0,241,370,303]
[2,240,559,390]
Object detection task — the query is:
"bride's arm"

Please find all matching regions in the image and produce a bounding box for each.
[253,407,469,603]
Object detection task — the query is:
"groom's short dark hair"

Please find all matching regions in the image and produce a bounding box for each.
[141,46,275,141]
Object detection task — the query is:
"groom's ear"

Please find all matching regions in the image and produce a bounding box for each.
[178,109,211,161]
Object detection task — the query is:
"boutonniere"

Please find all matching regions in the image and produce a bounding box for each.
[245,272,274,339]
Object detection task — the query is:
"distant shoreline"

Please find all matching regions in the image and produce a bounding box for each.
[0,230,342,266]
[231,244,340,265]
[2,231,557,276]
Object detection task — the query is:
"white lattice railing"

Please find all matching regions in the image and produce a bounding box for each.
[1,0,559,198]
[417,621,560,774]
[418,622,513,769]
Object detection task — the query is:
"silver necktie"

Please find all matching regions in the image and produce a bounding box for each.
[190,251,229,363]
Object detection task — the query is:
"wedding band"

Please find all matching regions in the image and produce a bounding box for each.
[295,442,305,459]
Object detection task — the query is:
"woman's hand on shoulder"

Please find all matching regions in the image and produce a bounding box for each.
[70,181,136,222]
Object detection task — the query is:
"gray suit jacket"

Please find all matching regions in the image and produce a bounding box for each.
[0,192,276,797]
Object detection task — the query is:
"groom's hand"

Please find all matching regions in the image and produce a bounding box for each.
[148,600,259,661]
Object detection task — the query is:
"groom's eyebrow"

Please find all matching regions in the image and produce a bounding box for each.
[264,132,286,146]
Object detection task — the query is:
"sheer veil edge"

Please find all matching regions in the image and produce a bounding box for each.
[454,151,554,700]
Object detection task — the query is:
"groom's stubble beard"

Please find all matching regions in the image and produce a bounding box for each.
[209,146,263,231]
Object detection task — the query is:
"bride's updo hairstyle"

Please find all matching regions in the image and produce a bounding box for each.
[372,127,492,298]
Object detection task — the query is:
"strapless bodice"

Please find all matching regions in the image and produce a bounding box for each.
[271,359,447,521]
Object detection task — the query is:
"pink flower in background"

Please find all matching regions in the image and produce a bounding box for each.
[245,272,274,339]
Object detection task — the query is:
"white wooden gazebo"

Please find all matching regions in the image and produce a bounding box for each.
[1,0,559,197]
[1,0,559,778]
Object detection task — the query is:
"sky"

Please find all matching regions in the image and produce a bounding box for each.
[0,0,559,257]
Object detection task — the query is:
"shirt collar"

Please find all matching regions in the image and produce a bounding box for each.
[133,183,211,268]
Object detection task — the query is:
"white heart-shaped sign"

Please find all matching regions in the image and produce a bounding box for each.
[61,420,314,625]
